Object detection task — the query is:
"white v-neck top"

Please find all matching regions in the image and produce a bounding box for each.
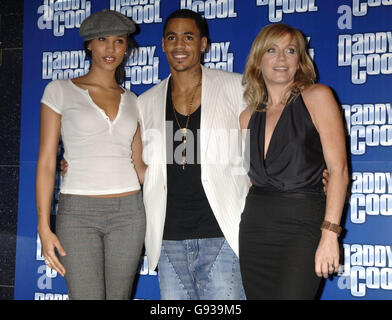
[41,79,140,195]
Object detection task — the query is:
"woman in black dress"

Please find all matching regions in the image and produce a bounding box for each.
[239,24,348,300]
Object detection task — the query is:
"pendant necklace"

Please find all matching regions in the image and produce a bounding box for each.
[172,77,202,169]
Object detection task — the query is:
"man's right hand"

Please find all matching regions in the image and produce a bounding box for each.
[60,159,68,177]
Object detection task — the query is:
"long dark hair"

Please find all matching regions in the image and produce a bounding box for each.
[84,34,137,84]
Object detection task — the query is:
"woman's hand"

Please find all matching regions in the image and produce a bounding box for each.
[38,227,67,277]
[315,230,340,278]
[60,159,68,177]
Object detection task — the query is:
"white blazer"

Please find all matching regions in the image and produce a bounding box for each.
[137,65,250,270]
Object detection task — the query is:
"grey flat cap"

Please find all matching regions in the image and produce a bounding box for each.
[80,9,136,41]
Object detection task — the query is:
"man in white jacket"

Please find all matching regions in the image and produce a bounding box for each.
[138,9,249,300]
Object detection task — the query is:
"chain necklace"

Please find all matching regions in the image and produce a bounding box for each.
[172,77,202,169]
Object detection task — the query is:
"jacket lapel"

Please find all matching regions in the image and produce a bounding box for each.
[148,76,170,181]
[200,65,218,165]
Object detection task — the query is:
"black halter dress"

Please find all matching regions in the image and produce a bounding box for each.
[239,94,326,300]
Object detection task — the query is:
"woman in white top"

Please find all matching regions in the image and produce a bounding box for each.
[35,10,146,300]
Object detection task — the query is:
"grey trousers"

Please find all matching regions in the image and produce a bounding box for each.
[56,192,146,300]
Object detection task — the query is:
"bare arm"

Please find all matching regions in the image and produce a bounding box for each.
[131,123,147,185]
[35,104,66,276]
[302,84,349,279]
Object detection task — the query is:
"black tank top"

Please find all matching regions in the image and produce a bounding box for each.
[164,79,223,240]
[246,94,326,193]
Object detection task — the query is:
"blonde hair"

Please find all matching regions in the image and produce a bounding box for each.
[242,23,316,112]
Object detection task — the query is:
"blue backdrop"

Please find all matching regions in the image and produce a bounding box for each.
[14,0,392,300]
